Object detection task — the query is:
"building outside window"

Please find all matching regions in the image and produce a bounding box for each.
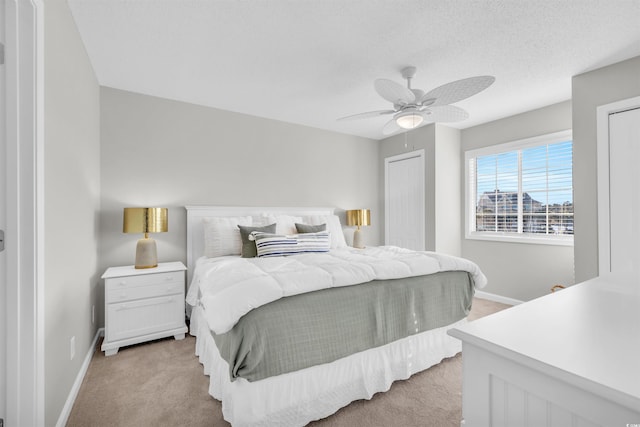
[465,130,573,246]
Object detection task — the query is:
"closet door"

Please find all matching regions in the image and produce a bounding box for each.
[598,99,640,278]
[609,107,640,274]
[385,150,425,250]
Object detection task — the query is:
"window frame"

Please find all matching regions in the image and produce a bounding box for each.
[465,130,573,246]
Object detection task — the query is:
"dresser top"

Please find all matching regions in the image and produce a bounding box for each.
[102,261,186,279]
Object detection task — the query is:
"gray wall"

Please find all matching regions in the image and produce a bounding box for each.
[378,124,461,256]
[44,1,101,425]
[572,56,640,283]
[435,125,462,256]
[461,101,574,301]
[99,87,380,325]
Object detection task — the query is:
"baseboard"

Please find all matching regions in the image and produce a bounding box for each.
[56,327,104,427]
[475,290,523,306]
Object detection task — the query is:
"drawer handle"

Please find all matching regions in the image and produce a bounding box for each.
[116,297,176,311]
[119,281,126,286]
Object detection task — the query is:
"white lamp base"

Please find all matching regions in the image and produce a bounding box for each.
[135,236,158,269]
[353,228,365,249]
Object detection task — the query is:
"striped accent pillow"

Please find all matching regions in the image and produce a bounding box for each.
[250,231,331,257]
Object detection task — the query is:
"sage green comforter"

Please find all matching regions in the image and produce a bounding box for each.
[213,270,474,382]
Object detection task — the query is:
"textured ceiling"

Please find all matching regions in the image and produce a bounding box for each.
[68,0,640,140]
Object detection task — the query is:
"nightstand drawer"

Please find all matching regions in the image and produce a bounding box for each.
[106,294,185,342]
[105,270,183,290]
[106,281,183,303]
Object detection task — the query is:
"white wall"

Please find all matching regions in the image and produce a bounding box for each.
[99,87,380,325]
[435,125,461,256]
[379,124,461,256]
[461,101,574,301]
[572,56,640,283]
[44,1,101,425]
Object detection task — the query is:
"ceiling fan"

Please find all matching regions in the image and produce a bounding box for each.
[338,66,495,135]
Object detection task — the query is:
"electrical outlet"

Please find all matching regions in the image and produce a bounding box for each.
[70,336,76,361]
[92,305,95,324]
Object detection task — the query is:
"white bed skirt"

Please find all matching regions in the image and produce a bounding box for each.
[191,304,466,427]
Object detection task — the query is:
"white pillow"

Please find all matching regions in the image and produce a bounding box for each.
[303,214,347,248]
[263,214,303,235]
[203,216,252,257]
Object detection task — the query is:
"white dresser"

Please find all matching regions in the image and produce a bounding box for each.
[449,280,640,426]
[101,261,188,356]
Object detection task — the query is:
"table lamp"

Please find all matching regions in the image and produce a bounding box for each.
[346,209,370,249]
[123,207,168,269]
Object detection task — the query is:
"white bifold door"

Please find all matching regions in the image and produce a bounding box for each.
[385,150,425,251]
[599,102,640,278]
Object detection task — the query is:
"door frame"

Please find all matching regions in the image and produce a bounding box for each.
[597,95,640,279]
[0,0,5,420]
[4,0,45,425]
[384,149,425,249]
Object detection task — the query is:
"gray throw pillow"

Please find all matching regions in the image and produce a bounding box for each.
[238,223,277,257]
[295,223,326,233]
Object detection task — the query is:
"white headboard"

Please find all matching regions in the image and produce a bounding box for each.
[185,206,335,282]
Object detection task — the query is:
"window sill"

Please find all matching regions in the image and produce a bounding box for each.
[466,232,574,247]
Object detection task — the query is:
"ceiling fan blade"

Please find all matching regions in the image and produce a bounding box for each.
[421,76,495,107]
[375,79,416,105]
[337,110,396,121]
[382,118,402,135]
[426,105,470,123]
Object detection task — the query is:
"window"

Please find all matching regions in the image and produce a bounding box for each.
[465,130,573,245]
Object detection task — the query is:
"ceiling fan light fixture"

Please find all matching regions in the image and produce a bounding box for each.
[396,111,424,129]
[337,66,495,136]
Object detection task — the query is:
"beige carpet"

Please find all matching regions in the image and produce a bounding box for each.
[66,298,510,427]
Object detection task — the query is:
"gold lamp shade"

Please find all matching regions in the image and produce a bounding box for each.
[123,207,168,234]
[123,207,168,269]
[346,209,371,228]
[346,209,370,249]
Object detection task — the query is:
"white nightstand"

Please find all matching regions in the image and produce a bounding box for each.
[101,261,188,356]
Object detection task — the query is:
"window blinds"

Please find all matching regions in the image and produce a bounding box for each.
[470,139,573,237]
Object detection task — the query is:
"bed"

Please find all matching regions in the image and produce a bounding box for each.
[185,206,487,426]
